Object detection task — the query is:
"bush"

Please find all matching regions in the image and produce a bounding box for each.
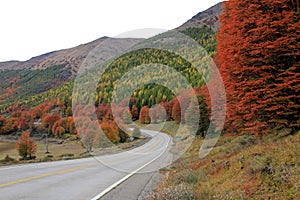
[15,131,37,159]
[186,170,198,185]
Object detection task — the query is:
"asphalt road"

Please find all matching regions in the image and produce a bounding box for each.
[0,130,171,200]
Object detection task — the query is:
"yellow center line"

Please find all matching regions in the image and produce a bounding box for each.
[140,137,163,154]
[0,136,167,188]
[0,163,99,188]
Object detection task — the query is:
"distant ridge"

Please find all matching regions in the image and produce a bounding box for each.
[0,37,142,77]
[0,2,223,72]
[176,2,223,32]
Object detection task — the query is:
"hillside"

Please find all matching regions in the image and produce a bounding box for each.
[0,37,142,75]
[0,37,143,108]
[0,3,222,71]
[0,3,219,110]
[0,3,220,147]
[0,1,299,199]
[152,123,300,199]
[176,2,222,32]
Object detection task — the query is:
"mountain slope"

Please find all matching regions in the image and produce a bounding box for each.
[0,37,142,76]
[0,37,143,108]
[0,3,222,110]
[0,2,223,71]
[176,2,222,32]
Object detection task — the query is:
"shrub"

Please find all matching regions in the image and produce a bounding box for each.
[15,131,37,159]
[186,170,198,185]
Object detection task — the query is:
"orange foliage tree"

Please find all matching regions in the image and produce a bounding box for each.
[160,100,174,121]
[101,121,120,144]
[15,131,37,159]
[131,105,139,120]
[42,112,61,134]
[171,98,181,123]
[0,115,6,134]
[139,106,150,124]
[218,0,300,135]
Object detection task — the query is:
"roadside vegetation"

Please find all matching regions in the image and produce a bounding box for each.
[0,26,213,160]
[0,0,299,198]
[0,128,147,166]
[151,0,300,199]
[152,122,300,199]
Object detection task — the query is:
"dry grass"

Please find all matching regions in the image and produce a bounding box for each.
[153,126,300,200]
[0,139,86,165]
[0,135,149,165]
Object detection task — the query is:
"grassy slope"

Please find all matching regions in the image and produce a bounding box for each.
[152,122,300,199]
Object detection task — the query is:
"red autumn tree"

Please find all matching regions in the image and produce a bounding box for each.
[1,117,18,134]
[42,112,61,134]
[131,105,139,120]
[51,118,66,136]
[171,92,192,124]
[100,121,120,144]
[218,0,300,135]
[139,106,150,124]
[0,115,6,134]
[16,111,33,131]
[66,117,78,137]
[160,101,174,121]
[171,98,181,123]
[16,131,37,159]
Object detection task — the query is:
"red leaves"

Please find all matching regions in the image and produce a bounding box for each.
[217,0,300,135]
[100,121,120,144]
[171,98,181,123]
[139,106,150,124]
[42,112,61,133]
[15,131,37,159]
[131,105,139,120]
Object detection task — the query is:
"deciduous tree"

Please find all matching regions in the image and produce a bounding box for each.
[15,131,37,159]
[139,106,150,124]
[218,0,300,135]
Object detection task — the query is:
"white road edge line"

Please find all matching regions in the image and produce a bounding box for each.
[90,132,171,200]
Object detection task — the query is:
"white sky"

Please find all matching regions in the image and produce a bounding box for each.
[0,0,222,62]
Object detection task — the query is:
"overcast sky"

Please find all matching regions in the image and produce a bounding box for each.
[0,0,222,61]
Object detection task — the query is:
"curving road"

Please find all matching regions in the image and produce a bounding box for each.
[0,130,172,200]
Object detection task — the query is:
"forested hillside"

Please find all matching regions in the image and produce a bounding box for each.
[0,25,216,145]
[0,65,71,107]
[0,1,299,198]
[152,1,300,199]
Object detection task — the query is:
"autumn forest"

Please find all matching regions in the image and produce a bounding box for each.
[0,0,299,198]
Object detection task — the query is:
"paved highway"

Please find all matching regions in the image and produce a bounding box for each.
[0,130,171,200]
